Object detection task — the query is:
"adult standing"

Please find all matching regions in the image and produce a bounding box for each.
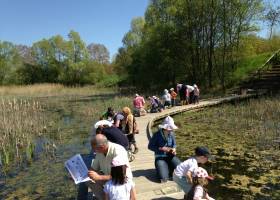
[122,107,139,154]
[148,116,181,183]
[87,134,133,200]
[179,84,187,105]
[133,93,147,116]
[162,89,171,108]
[186,85,195,104]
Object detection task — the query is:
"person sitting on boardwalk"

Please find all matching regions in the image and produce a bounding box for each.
[122,107,139,154]
[104,155,136,200]
[133,93,147,117]
[173,146,213,198]
[148,116,181,183]
[94,120,129,150]
[186,167,215,200]
[87,134,133,200]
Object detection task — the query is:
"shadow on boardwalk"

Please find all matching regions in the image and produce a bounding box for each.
[133,168,159,183]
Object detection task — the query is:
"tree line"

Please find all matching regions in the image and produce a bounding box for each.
[114,0,280,90]
[1,0,280,89]
[0,30,118,86]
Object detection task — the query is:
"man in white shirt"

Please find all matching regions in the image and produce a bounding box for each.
[87,134,132,200]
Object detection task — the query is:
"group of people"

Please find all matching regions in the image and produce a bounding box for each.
[132,84,200,115]
[100,106,139,153]
[77,88,215,200]
[148,116,215,200]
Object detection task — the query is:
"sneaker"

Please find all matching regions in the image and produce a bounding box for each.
[133,148,139,154]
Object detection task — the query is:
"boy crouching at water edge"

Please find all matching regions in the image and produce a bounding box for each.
[172,146,213,199]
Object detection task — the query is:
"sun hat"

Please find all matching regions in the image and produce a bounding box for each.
[193,84,198,88]
[94,120,113,129]
[111,155,128,167]
[135,93,139,97]
[195,146,214,160]
[170,88,174,91]
[194,167,214,180]
[158,116,178,130]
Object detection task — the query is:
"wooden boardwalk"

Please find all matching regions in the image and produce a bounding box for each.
[131,94,257,200]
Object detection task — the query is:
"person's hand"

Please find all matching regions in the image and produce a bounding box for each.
[159,147,171,152]
[88,170,100,181]
[170,148,176,155]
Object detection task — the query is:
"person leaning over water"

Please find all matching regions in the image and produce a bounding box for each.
[87,134,133,200]
[148,116,181,183]
[173,146,213,199]
[94,120,129,150]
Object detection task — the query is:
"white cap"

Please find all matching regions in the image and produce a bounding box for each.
[158,116,178,130]
[94,120,112,129]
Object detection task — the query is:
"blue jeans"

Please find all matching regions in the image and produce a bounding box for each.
[172,173,192,194]
[155,156,181,181]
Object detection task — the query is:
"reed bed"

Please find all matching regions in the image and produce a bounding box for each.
[0,98,46,169]
[0,83,116,98]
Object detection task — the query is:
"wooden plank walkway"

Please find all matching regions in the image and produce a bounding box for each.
[131,94,257,200]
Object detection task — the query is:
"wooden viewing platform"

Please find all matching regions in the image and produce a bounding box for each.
[131,94,259,200]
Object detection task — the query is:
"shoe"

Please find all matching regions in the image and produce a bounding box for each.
[133,148,139,154]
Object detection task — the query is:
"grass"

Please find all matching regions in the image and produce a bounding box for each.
[230,52,272,85]
[173,96,280,200]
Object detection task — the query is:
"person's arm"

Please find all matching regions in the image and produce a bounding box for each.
[186,171,193,184]
[130,187,137,200]
[127,115,133,134]
[148,132,159,152]
[88,170,111,181]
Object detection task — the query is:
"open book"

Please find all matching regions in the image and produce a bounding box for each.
[65,154,92,184]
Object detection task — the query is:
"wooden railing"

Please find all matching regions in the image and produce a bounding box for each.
[255,48,280,80]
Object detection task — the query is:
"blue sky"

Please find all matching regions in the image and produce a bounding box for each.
[0,0,279,58]
[0,0,149,58]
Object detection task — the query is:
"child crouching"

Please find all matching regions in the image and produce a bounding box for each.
[186,167,214,200]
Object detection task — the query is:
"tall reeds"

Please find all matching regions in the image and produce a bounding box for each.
[0,98,46,168]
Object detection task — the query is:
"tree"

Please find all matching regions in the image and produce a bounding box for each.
[0,41,22,84]
[265,6,280,39]
[87,43,110,64]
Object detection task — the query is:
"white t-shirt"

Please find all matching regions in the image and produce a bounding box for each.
[186,85,195,92]
[174,157,198,177]
[104,179,135,200]
[193,185,215,200]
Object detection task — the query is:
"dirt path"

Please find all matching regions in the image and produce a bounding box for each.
[131,94,256,199]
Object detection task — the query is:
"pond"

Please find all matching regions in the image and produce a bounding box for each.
[0,94,131,200]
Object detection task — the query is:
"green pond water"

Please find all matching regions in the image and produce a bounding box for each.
[0,93,131,200]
